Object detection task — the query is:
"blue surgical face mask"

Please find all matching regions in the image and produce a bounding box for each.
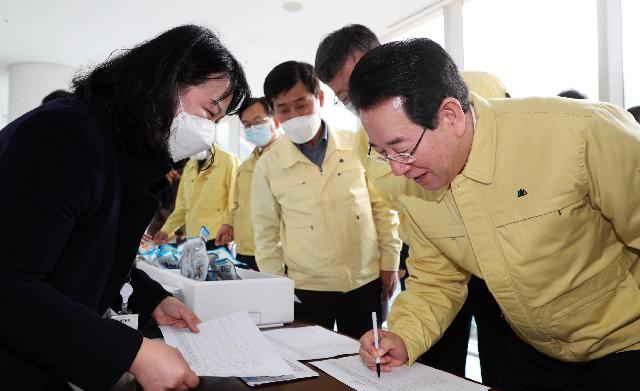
[244,123,273,147]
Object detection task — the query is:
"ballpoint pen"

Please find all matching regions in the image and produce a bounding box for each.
[372,312,381,378]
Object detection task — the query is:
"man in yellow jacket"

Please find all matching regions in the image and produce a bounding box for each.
[315,24,509,384]
[215,97,281,270]
[252,61,402,339]
[352,38,640,391]
[154,145,239,245]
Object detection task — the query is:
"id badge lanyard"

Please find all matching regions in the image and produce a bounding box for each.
[111,282,139,329]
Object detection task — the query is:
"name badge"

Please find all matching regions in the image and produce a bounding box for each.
[112,282,139,330]
[112,313,139,330]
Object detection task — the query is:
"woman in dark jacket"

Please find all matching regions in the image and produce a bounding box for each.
[0,25,249,390]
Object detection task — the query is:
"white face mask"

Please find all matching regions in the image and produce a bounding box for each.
[168,96,216,162]
[281,113,321,144]
[191,149,209,161]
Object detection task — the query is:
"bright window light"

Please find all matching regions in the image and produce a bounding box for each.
[387,9,445,47]
[463,0,598,99]
[622,0,640,108]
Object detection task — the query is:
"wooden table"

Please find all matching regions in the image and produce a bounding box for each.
[111,322,498,391]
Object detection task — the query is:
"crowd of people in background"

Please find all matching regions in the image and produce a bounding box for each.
[2,21,640,391]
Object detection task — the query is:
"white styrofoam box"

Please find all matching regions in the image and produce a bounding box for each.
[137,261,294,326]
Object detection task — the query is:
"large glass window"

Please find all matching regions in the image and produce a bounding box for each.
[386,9,445,47]
[463,0,598,99]
[622,0,640,108]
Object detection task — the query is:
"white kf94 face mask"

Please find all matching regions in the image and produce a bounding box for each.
[168,96,216,162]
[280,113,321,144]
[190,149,209,161]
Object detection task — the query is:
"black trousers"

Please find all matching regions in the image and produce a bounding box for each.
[294,279,382,339]
[497,328,640,391]
[235,253,258,271]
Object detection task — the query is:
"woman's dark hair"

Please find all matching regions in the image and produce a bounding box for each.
[349,38,469,129]
[73,24,250,155]
[263,61,319,108]
[315,24,380,84]
[41,89,74,104]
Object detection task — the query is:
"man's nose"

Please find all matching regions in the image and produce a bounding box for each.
[389,160,411,176]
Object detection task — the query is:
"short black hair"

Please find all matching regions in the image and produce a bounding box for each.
[558,89,588,99]
[73,24,250,155]
[238,97,273,119]
[41,89,74,104]
[628,106,640,124]
[263,61,320,107]
[315,24,380,84]
[349,38,470,129]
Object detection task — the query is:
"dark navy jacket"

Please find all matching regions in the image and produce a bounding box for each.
[0,98,171,390]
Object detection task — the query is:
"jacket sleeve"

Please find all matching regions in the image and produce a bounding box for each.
[251,161,285,275]
[366,173,401,271]
[221,155,240,227]
[387,209,470,365]
[160,162,189,236]
[585,104,640,252]
[0,108,143,390]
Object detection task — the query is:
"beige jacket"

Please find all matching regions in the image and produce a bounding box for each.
[161,146,239,238]
[223,140,279,255]
[389,94,640,364]
[252,125,401,291]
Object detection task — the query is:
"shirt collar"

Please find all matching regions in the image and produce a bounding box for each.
[280,121,351,169]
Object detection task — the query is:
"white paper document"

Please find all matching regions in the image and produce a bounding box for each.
[263,325,360,360]
[160,311,293,377]
[310,355,489,391]
[241,356,319,386]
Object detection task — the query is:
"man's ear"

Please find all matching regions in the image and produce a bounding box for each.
[318,89,325,107]
[439,98,466,137]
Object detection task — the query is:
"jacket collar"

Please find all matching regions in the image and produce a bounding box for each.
[459,93,496,185]
[124,151,172,198]
[279,121,351,169]
[254,136,281,158]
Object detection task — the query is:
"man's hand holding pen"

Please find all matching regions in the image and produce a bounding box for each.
[359,327,409,373]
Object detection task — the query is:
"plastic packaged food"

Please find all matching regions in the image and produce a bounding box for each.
[179,238,209,281]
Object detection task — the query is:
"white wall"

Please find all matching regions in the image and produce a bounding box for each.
[0,66,8,129]
[8,62,77,122]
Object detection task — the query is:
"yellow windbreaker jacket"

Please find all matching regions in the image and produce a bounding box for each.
[389,94,640,364]
[160,146,239,238]
[223,140,280,256]
[252,125,401,292]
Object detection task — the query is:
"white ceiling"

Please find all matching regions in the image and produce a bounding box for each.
[0,0,437,95]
